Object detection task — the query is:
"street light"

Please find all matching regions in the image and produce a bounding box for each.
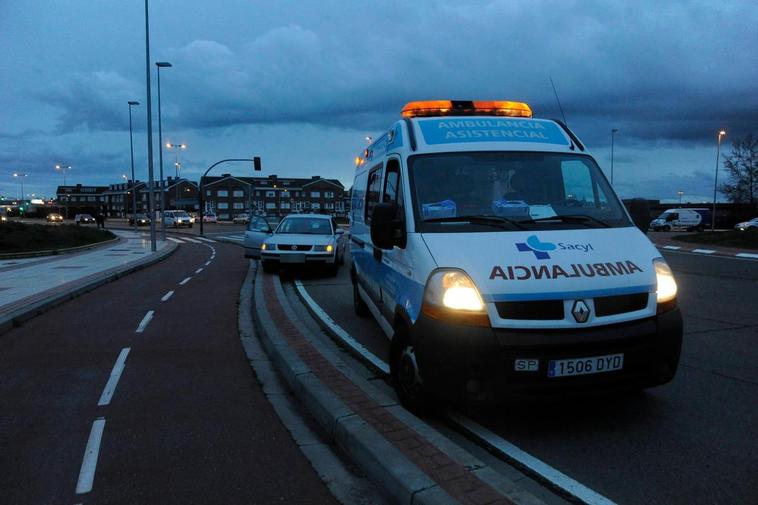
[711,130,727,231]
[128,100,140,231]
[13,172,28,202]
[156,61,172,240]
[55,164,72,219]
[143,0,157,252]
[677,191,684,204]
[166,142,186,208]
[610,128,619,185]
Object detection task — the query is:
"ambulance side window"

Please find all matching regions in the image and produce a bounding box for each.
[365,165,383,224]
[383,160,403,209]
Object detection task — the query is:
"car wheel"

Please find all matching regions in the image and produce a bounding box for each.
[352,280,370,318]
[261,260,277,274]
[696,224,704,232]
[391,325,433,414]
[662,225,671,232]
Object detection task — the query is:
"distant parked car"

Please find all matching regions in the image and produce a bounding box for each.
[233,213,251,224]
[203,213,218,223]
[163,210,193,228]
[74,214,95,225]
[46,213,64,223]
[735,217,758,231]
[128,213,152,226]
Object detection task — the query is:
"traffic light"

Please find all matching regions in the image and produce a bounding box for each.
[253,156,262,171]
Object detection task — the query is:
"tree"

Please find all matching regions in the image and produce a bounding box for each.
[719,133,758,209]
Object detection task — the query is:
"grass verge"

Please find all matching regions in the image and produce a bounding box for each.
[672,230,758,250]
[0,222,115,254]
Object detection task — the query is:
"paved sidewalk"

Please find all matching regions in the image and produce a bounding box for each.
[0,230,175,332]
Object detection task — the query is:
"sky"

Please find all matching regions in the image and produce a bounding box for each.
[1,0,756,203]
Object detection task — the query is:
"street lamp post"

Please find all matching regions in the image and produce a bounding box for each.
[13,172,28,203]
[55,164,72,219]
[677,191,684,204]
[198,157,261,236]
[156,61,172,240]
[128,101,140,231]
[711,130,727,231]
[143,0,157,252]
[166,143,186,209]
[610,128,619,185]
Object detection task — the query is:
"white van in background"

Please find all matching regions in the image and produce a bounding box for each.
[649,208,711,232]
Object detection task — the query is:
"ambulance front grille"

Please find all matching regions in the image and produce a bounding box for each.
[495,292,649,321]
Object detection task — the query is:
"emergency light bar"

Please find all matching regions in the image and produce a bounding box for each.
[401,100,532,119]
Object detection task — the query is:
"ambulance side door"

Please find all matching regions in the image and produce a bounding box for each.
[359,164,385,309]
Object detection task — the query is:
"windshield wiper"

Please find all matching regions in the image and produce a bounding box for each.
[424,214,526,230]
[520,214,611,228]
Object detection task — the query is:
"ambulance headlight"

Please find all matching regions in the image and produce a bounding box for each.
[654,258,677,304]
[422,269,489,327]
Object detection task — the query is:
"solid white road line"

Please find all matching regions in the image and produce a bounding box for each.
[75,418,106,495]
[692,249,716,254]
[166,237,184,244]
[204,261,211,266]
[181,237,202,243]
[218,235,243,241]
[179,277,191,285]
[294,280,391,375]
[736,252,758,259]
[97,348,130,406]
[662,245,681,250]
[195,236,217,243]
[446,413,617,505]
[135,310,154,333]
[161,290,174,302]
[195,267,203,274]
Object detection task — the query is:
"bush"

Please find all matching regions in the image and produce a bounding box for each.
[0,222,115,253]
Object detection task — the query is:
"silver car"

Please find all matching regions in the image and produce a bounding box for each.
[734,217,758,231]
[244,214,346,274]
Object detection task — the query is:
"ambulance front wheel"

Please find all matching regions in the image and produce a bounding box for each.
[391,327,433,414]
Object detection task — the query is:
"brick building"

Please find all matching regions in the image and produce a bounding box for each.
[201,174,346,220]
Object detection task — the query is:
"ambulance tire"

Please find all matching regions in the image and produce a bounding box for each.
[391,326,432,414]
[352,280,369,317]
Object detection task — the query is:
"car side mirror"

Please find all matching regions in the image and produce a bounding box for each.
[371,202,406,250]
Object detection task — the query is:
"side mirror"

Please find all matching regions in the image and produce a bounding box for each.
[628,198,650,232]
[371,202,406,250]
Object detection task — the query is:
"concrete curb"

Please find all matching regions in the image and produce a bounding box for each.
[0,236,120,260]
[0,242,178,336]
[251,269,546,505]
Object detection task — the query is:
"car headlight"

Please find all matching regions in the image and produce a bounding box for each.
[262,243,276,251]
[421,269,489,327]
[654,257,677,304]
[314,243,334,252]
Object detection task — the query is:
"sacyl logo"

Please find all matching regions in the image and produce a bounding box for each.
[516,235,556,260]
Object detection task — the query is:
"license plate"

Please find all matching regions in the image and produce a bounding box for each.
[280,253,306,263]
[547,353,623,378]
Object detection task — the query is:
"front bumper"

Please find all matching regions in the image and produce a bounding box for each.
[412,308,683,404]
[260,251,336,264]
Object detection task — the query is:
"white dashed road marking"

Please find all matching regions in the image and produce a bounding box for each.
[75,418,106,495]
[97,348,130,406]
[662,245,681,250]
[218,235,243,241]
[166,237,184,244]
[736,252,758,259]
[181,237,202,244]
[692,249,716,254]
[179,277,191,285]
[135,310,154,333]
[195,268,203,274]
[195,237,217,243]
[204,261,211,266]
[161,290,174,302]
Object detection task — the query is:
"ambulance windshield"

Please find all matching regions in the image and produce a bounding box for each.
[408,152,630,232]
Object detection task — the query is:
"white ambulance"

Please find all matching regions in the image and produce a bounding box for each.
[349,100,682,409]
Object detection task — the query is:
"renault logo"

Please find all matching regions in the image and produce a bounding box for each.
[571,300,590,323]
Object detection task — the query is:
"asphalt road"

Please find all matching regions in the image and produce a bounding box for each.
[0,239,337,504]
[295,250,758,505]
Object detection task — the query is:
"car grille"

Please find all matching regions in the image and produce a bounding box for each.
[495,293,649,320]
[277,244,312,251]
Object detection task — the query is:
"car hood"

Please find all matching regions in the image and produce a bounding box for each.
[420,227,660,302]
[267,234,334,246]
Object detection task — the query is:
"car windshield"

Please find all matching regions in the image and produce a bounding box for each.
[276,217,333,235]
[408,152,631,232]
[174,211,190,217]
